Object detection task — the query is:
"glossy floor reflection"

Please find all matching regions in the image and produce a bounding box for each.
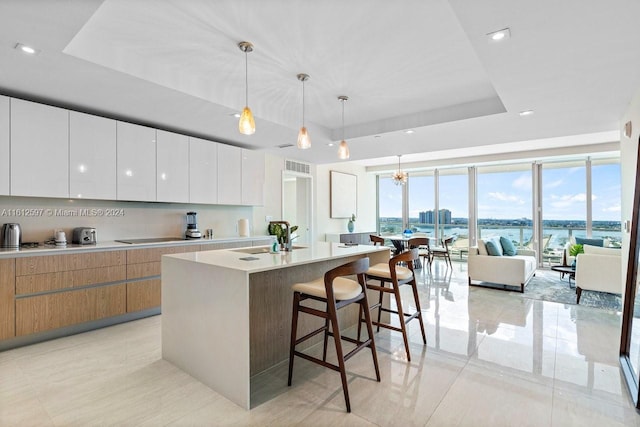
[1,261,638,426]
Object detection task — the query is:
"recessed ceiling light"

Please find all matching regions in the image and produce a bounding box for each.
[15,43,39,55]
[405,129,415,134]
[374,135,381,138]
[230,112,241,118]
[487,28,511,43]
[327,142,335,147]
[519,110,534,116]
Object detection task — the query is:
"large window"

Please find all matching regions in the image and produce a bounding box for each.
[542,161,586,256]
[378,176,403,234]
[439,168,468,256]
[477,164,532,248]
[591,159,622,247]
[408,173,434,236]
[376,155,621,265]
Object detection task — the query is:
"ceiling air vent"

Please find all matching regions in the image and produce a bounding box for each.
[277,143,295,148]
[285,159,310,175]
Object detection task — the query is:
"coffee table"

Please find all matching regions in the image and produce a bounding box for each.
[551,265,575,288]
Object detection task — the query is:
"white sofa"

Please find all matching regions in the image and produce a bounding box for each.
[575,244,622,303]
[468,239,537,293]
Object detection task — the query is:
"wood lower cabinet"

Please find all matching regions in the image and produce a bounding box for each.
[0,258,15,340]
[14,250,127,337]
[125,245,201,313]
[15,284,126,336]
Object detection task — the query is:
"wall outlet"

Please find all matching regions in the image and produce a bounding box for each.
[265,215,273,222]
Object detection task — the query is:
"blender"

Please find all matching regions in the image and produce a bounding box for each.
[185,211,202,239]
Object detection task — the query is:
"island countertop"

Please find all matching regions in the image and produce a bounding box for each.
[162,241,389,273]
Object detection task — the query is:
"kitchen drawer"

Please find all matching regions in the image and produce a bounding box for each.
[127,279,160,313]
[15,251,126,276]
[127,262,160,279]
[126,245,201,264]
[15,283,126,336]
[15,265,126,295]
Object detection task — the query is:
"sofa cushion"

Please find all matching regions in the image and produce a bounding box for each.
[477,239,488,256]
[583,244,621,256]
[485,239,503,256]
[500,236,517,256]
[575,236,603,247]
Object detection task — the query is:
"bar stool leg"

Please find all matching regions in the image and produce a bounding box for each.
[359,294,381,382]
[376,280,385,332]
[322,313,330,362]
[392,283,412,361]
[288,291,301,386]
[327,297,351,412]
[410,278,427,344]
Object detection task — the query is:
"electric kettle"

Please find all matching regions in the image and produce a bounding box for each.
[1,223,22,248]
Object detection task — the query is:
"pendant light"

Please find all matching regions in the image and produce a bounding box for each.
[238,41,255,135]
[337,95,350,159]
[392,155,408,185]
[296,73,311,149]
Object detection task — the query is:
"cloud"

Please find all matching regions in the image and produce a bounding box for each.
[512,174,531,190]
[549,193,587,208]
[488,192,525,204]
[602,205,621,213]
[545,179,564,189]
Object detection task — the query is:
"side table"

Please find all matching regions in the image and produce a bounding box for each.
[551,265,575,288]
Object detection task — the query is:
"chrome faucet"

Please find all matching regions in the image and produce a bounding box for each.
[269,220,292,251]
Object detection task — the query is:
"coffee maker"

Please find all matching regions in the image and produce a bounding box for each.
[185,211,202,239]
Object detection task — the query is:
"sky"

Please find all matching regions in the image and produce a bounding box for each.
[379,162,621,222]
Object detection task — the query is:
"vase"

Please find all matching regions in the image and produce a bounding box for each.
[347,220,354,233]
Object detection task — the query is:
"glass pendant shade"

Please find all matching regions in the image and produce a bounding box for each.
[297,126,311,149]
[296,73,310,149]
[338,140,350,159]
[239,106,255,135]
[238,41,255,135]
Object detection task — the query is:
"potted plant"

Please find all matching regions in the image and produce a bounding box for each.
[268,223,298,247]
[569,243,584,268]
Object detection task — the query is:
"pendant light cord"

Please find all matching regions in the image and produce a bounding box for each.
[341,99,345,140]
[302,79,305,126]
[245,51,249,107]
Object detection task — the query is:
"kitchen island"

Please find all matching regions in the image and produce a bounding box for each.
[161,241,389,410]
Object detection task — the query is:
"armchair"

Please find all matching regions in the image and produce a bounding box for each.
[574,244,622,303]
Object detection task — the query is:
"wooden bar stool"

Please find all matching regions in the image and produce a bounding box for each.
[287,258,380,413]
[359,248,427,361]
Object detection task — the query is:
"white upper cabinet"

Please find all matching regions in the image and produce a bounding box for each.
[0,96,9,195]
[116,122,156,202]
[217,144,242,205]
[156,130,189,203]
[69,111,117,200]
[241,149,264,206]
[10,99,69,198]
[189,137,217,204]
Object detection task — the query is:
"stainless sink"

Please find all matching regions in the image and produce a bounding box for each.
[232,245,306,254]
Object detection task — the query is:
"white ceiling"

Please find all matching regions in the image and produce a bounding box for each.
[0,0,638,167]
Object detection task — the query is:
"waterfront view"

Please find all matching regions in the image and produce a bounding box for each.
[379,217,622,250]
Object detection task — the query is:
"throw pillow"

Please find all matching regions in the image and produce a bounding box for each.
[477,239,488,256]
[485,239,503,256]
[575,236,603,247]
[500,236,517,256]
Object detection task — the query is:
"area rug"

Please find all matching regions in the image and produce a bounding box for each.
[522,269,622,311]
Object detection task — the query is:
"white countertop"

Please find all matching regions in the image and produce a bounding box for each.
[163,241,388,274]
[0,235,272,259]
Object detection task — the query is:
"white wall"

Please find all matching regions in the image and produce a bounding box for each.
[620,87,640,286]
[315,162,377,240]
[0,152,287,243]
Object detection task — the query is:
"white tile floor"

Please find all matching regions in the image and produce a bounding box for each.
[1,262,639,426]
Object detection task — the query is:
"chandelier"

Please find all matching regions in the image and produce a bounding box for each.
[392,155,408,185]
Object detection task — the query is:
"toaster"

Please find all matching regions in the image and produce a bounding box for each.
[72,227,97,245]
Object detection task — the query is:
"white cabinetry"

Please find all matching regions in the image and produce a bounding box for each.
[217,144,242,205]
[189,137,218,204]
[241,149,264,206]
[116,122,156,202]
[156,130,189,203]
[69,111,117,200]
[10,99,69,198]
[0,96,8,195]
